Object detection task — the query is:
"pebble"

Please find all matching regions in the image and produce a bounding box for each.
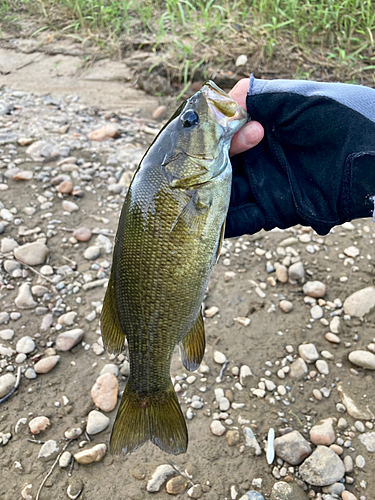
[310,418,335,446]
[86,410,110,434]
[73,227,92,242]
[57,180,73,194]
[316,359,329,375]
[359,432,375,451]
[276,265,288,283]
[25,368,37,379]
[91,372,118,412]
[270,481,308,500]
[279,300,293,313]
[210,420,226,436]
[147,464,175,492]
[87,124,119,141]
[38,440,60,461]
[84,245,102,260]
[16,336,35,354]
[343,286,375,317]
[310,305,324,319]
[55,328,84,351]
[226,429,240,446]
[329,316,340,334]
[62,200,79,212]
[342,493,358,500]
[99,364,119,377]
[344,246,360,258]
[289,358,308,379]
[355,454,365,468]
[348,350,375,370]
[166,476,188,495]
[34,355,60,374]
[337,385,375,420]
[205,306,219,318]
[0,373,16,398]
[288,261,305,281]
[1,237,19,253]
[74,443,107,464]
[14,242,49,266]
[213,350,227,364]
[299,445,345,486]
[274,430,312,465]
[344,455,354,472]
[152,105,167,120]
[0,312,10,324]
[187,484,203,499]
[239,492,265,500]
[15,283,37,309]
[298,343,319,363]
[303,281,326,298]
[0,329,14,340]
[59,451,72,468]
[325,332,340,344]
[235,54,248,66]
[28,416,50,434]
[243,427,261,455]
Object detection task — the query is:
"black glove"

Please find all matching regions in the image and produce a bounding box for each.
[226,76,375,238]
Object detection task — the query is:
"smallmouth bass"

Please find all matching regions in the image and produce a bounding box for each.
[101,81,248,455]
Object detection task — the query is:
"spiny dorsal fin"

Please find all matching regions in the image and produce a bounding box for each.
[101,273,126,354]
[179,311,205,371]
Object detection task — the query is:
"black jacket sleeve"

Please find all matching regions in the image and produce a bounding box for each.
[226,75,375,238]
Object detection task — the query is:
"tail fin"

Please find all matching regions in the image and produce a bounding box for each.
[110,382,188,456]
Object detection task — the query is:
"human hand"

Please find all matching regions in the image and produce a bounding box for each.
[229,78,264,156]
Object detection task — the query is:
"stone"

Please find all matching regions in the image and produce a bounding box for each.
[289,358,308,379]
[213,350,226,364]
[0,344,15,357]
[16,336,35,354]
[62,200,79,212]
[342,493,358,500]
[91,372,118,412]
[187,484,203,499]
[243,427,261,455]
[310,418,335,446]
[279,300,293,313]
[288,262,305,281]
[14,170,33,181]
[274,430,312,465]
[95,234,112,253]
[210,420,226,436]
[86,410,110,435]
[310,305,323,319]
[325,332,340,344]
[343,286,375,317]
[99,364,119,377]
[166,475,188,495]
[276,265,288,283]
[240,365,253,385]
[26,140,54,160]
[58,311,77,326]
[34,355,60,374]
[28,416,50,434]
[235,54,248,67]
[239,492,265,500]
[25,368,37,379]
[74,443,106,464]
[14,242,49,266]
[226,429,240,446]
[55,328,84,351]
[152,105,167,120]
[270,481,308,500]
[1,237,19,253]
[57,180,73,194]
[344,246,360,258]
[0,329,14,340]
[359,432,375,451]
[15,284,37,309]
[355,455,365,468]
[298,343,319,363]
[299,445,345,486]
[0,312,10,324]
[348,350,375,370]
[147,464,175,492]
[205,306,219,318]
[0,373,16,398]
[344,455,354,472]
[38,440,60,461]
[337,385,374,420]
[84,245,101,260]
[303,281,326,298]
[59,451,72,468]
[329,316,340,334]
[316,359,329,375]
[322,483,345,496]
[87,124,119,141]
[73,227,92,242]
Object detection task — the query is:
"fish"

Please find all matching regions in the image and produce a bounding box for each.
[101,80,248,456]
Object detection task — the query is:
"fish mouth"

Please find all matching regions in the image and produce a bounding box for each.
[201,80,248,126]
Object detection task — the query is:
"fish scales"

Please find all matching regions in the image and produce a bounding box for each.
[101,81,248,455]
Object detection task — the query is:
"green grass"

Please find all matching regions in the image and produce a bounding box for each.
[1,0,375,88]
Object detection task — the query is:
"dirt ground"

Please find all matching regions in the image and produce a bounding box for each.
[1,28,375,500]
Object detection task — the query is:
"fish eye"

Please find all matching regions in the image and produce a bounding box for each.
[181,109,199,127]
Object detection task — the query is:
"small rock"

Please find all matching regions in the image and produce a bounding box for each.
[88,124,119,141]
[1,237,19,253]
[25,368,37,379]
[310,418,335,446]
[274,430,312,465]
[348,350,375,370]
[57,181,73,194]
[59,451,72,468]
[0,373,16,398]
[14,242,49,266]
[325,332,341,344]
[187,484,203,499]
[84,245,101,260]
[74,443,106,464]
[38,440,60,461]
[55,328,84,351]
[91,372,118,412]
[210,420,226,436]
[86,410,110,435]
[342,492,358,500]
[0,329,14,340]
[289,358,308,379]
[240,365,252,385]
[329,316,340,334]
[310,305,324,319]
[344,246,360,258]
[99,364,119,377]
[73,227,92,242]
[288,262,305,281]
[239,492,265,500]
[29,416,50,434]
[235,54,248,67]
[276,265,288,283]
[344,455,354,472]
[343,286,375,317]
[298,343,319,363]
[243,427,261,455]
[166,475,188,495]
[15,284,37,309]
[152,105,167,121]
[205,306,219,318]
[147,464,175,492]
[270,481,308,500]
[303,281,326,298]
[355,455,365,468]
[279,300,293,313]
[299,445,345,486]
[62,200,79,212]
[34,355,60,374]
[316,359,329,375]
[16,336,35,354]
[359,432,375,451]
[226,429,240,446]
[337,385,374,420]
[214,350,226,364]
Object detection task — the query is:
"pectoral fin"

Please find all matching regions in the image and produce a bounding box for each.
[101,273,126,354]
[179,311,205,371]
[170,191,209,238]
[215,221,226,263]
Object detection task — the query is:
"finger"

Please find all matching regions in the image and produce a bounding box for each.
[228,78,250,111]
[230,120,264,157]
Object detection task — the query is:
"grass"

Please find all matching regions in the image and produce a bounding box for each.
[1,0,375,90]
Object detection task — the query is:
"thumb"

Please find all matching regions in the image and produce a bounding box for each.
[229,120,264,157]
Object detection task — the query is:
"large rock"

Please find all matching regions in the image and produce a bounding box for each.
[299,446,345,486]
[270,481,307,500]
[91,372,118,412]
[348,350,375,370]
[14,242,49,266]
[344,286,375,317]
[274,430,312,465]
[309,418,335,446]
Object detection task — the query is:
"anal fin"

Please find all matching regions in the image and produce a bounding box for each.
[215,220,226,263]
[179,311,205,371]
[101,273,126,354]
